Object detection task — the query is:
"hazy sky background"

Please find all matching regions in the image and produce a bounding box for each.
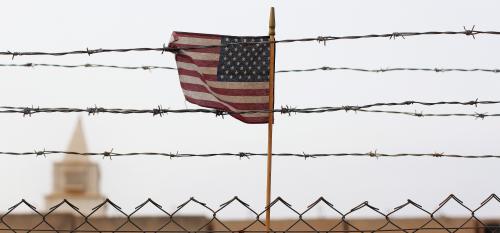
[1,0,500,219]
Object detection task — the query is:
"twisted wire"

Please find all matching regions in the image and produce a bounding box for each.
[0,28,496,58]
[3,100,499,119]
[277,66,500,74]
[5,150,500,159]
[2,63,500,74]
[0,63,176,70]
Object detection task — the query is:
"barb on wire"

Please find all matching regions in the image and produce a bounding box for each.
[1,28,499,57]
[2,63,500,74]
[354,109,500,119]
[1,150,500,159]
[1,194,500,232]
[276,66,500,74]
[0,63,177,70]
[0,99,499,119]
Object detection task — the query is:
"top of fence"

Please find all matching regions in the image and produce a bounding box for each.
[1,194,500,232]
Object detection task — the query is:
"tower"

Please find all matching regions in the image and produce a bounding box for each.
[45,118,106,216]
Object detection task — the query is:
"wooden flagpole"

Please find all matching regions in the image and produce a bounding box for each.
[265,6,275,233]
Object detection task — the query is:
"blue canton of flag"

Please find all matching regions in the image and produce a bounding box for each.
[218,36,270,82]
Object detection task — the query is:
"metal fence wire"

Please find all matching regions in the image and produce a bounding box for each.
[1,194,500,232]
[0,27,497,58]
[2,99,500,119]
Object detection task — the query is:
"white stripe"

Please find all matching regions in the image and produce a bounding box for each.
[206,80,268,89]
[182,51,220,60]
[177,62,217,75]
[180,75,269,90]
[179,75,206,86]
[176,36,221,46]
[183,90,269,118]
[186,88,267,104]
[180,75,269,104]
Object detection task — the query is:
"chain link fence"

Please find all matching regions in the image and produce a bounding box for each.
[1,194,500,232]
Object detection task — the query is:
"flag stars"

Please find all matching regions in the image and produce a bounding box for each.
[218,36,270,82]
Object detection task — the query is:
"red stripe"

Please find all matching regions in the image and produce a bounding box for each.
[181,83,268,109]
[211,86,269,96]
[177,54,219,67]
[183,87,268,110]
[172,43,220,53]
[180,82,268,96]
[178,68,217,81]
[173,32,222,39]
[225,102,268,110]
[184,96,268,124]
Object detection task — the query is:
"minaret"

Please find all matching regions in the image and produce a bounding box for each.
[45,117,106,216]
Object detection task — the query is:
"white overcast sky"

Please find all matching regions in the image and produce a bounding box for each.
[1,0,500,219]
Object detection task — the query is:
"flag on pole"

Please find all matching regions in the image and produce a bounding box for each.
[168,32,270,124]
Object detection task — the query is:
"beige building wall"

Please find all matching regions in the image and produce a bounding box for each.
[211,217,499,232]
[0,214,211,233]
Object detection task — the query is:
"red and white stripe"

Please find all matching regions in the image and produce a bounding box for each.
[169,32,269,124]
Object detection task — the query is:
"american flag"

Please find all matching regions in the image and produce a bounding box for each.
[168,31,271,124]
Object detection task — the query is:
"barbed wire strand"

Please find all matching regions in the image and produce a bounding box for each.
[0,63,177,70]
[1,100,499,119]
[4,150,500,159]
[277,66,500,74]
[2,63,500,74]
[0,27,497,58]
